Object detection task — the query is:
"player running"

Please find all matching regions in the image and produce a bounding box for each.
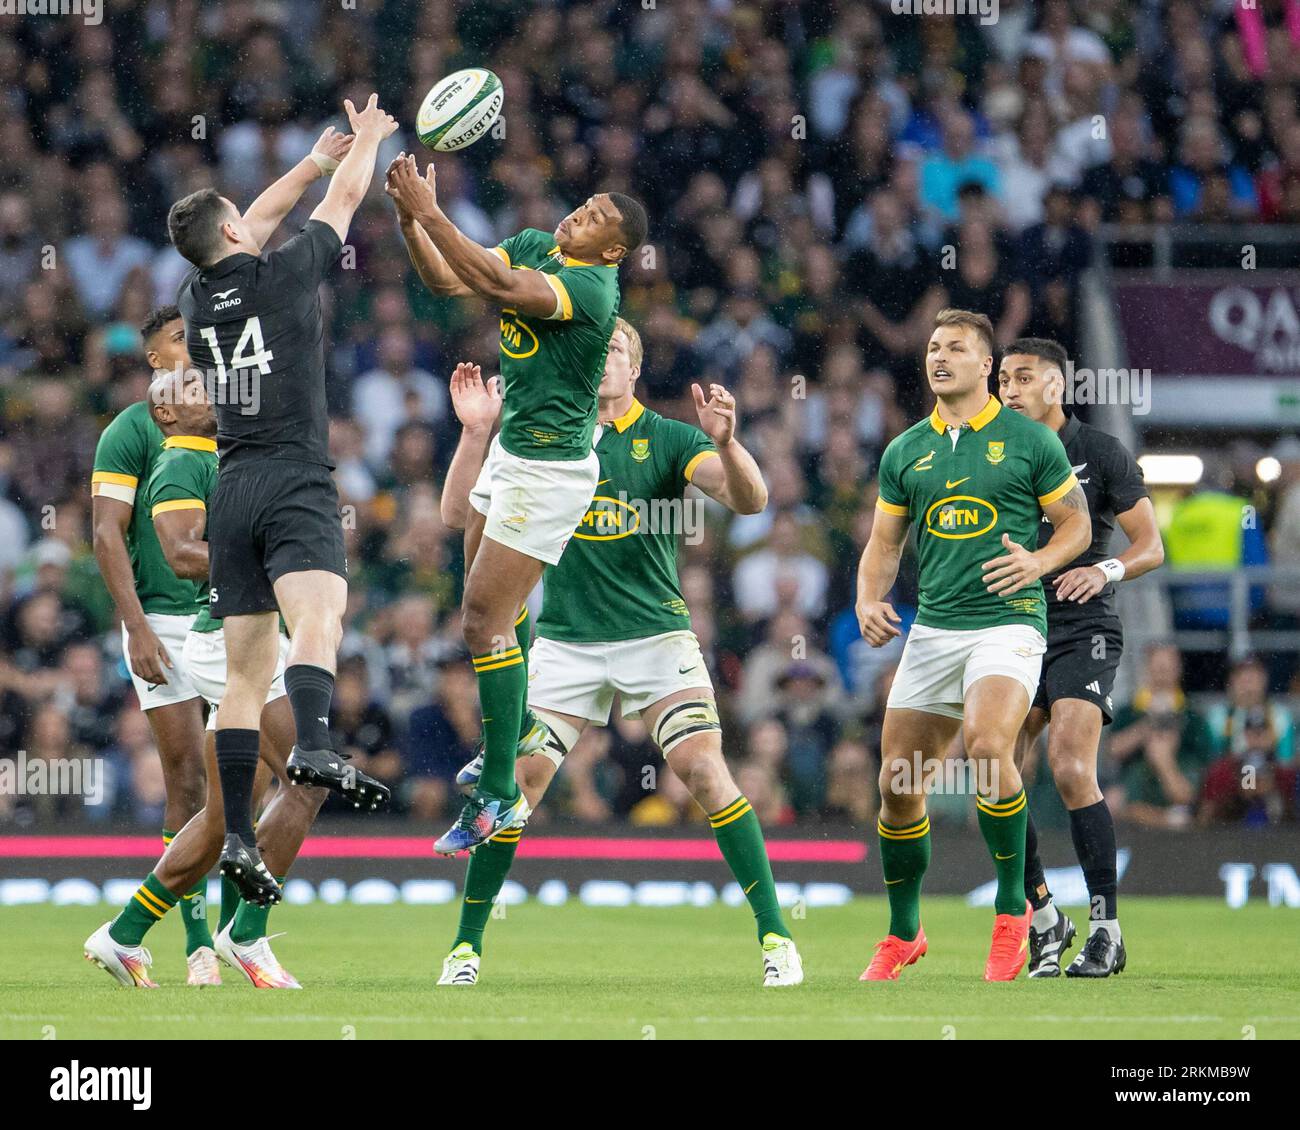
[91,305,216,982]
[434,319,802,987]
[385,153,648,854]
[856,309,1091,982]
[84,370,328,989]
[169,97,396,906]
[997,338,1164,978]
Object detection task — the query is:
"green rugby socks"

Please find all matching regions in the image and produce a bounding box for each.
[878,814,931,942]
[977,788,1029,916]
[452,828,523,954]
[709,797,788,942]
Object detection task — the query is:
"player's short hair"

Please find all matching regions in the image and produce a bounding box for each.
[932,308,996,359]
[608,192,648,255]
[613,316,643,371]
[167,188,233,267]
[1005,336,1069,375]
[140,304,181,346]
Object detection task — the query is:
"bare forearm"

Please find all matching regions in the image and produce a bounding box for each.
[421,210,513,300]
[93,522,148,629]
[714,441,766,514]
[163,541,209,581]
[441,425,492,529]
[324,128,384,214]
[244,158,321,245]
[857,538,902,606]
[401,217,468,296]
[1035,512,1090,575]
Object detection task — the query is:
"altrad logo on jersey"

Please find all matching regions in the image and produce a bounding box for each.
[924,495,999,540]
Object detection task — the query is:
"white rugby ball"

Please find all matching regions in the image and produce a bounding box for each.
[416,68,504,152]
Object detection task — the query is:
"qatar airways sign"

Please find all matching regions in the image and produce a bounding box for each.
[1115,280,1300,376]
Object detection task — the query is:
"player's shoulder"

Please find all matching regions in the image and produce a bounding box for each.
[96,400,157,454]
[1073,418,1133,461]
[498,228,555,265]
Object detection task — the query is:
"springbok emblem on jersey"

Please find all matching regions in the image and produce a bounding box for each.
[631,438,650,462]
[986,441,1005,465]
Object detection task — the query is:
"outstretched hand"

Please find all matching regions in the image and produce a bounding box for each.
[691,382,737,447]
[385,152,438,224]
[449,362,502,431]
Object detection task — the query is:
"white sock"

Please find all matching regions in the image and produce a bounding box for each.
[1090,917,1120,941]
[1031,900,1060,933]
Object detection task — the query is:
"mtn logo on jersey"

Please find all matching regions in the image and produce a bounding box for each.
[924,495,998,540]
[499,310,539,359]
[574,495,641,541]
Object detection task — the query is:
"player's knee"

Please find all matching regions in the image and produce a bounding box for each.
[963,732,1011,764]
[1049,749,1098,804]
[670,745,733,808]
[460,595,496,653]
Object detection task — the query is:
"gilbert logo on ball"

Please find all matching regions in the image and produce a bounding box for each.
[417,68,504,152]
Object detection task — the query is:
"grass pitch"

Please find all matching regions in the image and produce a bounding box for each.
[1,897,1296,1040]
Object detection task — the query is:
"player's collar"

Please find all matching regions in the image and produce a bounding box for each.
[1059,414,1082,444]
[611,399,645,433]
[549,245,616,268]
[162,435,218,452]
[928,395,1001,434]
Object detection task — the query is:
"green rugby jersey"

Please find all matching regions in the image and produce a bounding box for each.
[143,436,219,632]
[490,227,620,461]
[876,396,1077,635]
[537,400,717,643]
[92,401,204,617]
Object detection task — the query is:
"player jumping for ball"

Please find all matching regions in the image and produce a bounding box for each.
[856,309,1091,982]
[997,339,1163,978]
[434,319,803,987]
[169,96,397,907]
[385,152,648,854]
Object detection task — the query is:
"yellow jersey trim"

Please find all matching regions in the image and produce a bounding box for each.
[876,497,909,517]
[91,471,139,488]
[544,273,572,320]
[611,399,645,433]
[491,246,510,267]
[1038,474,1078,508]
[683,450,719,482]
[152,498,206,517]
[928,396,1001,434]
[162,435,218,452]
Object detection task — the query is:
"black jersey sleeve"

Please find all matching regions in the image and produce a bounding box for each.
[267,219,343,293]
[1104,435,1149,516]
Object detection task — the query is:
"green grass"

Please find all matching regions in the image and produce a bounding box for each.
[1,898,1296,1039]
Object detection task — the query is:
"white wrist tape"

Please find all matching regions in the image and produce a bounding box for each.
[1096,558,1126,583]
[309,152,340,175]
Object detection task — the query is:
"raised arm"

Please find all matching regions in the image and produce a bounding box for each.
[384,154,560,318]
[440,363,501,530]
[242,126,354,249]
[685,382,767,515]
[386,155,473,297]
[856,506,910,647]
[311,94,398,243]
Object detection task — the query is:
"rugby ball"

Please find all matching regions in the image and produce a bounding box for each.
[416,68,504,152]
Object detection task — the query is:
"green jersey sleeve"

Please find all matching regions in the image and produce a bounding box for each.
[145,454,212,520]
[548,263,618,326]
[875,438,910,517]
[1031,425,1078,507]
[92,411,149,505]
[493,228,552,268]
[664,419,718,495]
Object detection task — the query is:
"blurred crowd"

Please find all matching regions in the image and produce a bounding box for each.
[2,0,1299,830]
